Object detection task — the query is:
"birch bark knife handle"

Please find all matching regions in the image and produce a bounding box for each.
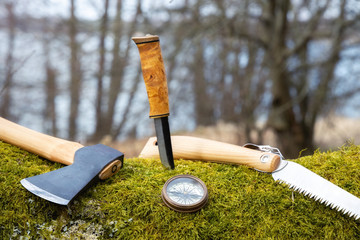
[132,35,170,118]
[140,136,280,172]
[0,117,121,180]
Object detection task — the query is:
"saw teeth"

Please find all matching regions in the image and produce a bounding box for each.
[272,161,360,220]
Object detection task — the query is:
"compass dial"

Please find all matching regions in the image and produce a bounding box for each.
[166,177,204,205]
[161,175,208,212]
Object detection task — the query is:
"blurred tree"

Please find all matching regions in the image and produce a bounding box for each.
[191,0,215,126]
[111,0,143,140]
[68,0,82,140]
[0,2,16,121]
[91,0,143,141]
[104,0,124,137]
[260,0,354,157]
[93,0,110,140]
[42,26,58,137]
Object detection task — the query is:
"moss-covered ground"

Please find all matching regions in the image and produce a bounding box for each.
[1,140,360,239]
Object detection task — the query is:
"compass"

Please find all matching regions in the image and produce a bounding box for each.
[161,175,208,213]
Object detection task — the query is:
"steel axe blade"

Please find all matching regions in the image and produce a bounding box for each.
[20,144,123,205]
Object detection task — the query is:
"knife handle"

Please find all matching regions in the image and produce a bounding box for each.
[132,35,170,118]
[0,117,121,180]
[139,136,281,172]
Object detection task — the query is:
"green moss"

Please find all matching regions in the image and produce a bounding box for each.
[1,140,360,239]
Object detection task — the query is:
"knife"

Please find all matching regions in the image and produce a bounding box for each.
[132,34,175,169]
[140,136,360,219]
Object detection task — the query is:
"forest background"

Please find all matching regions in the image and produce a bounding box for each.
[1,0,360,158]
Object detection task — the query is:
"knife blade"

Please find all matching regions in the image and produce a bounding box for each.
[132,34,175,169]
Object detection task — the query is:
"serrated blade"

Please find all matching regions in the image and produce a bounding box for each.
[273,161,360,219]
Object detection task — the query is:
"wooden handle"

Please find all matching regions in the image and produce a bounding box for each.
[0,117,83,165]
[132,34,170,118]
[0,117,121,180]
[139,136,281,172]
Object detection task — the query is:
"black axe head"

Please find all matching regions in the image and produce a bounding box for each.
[20,144,124,205]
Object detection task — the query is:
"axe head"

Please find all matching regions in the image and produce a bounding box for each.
[20,144,124,205]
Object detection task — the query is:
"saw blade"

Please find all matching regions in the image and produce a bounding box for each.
[272,161,360,219]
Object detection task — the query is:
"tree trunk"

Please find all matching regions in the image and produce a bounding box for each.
[112,69,142,139]
[264,0,309,158]
[94,0,109,139]
[111,0,142,139]
[192,40,214,126]
[45,66,58,136]
[191,1,214,126]
[103,0,123,137]
[41,18,58,137]
[263,0,345,158]
[0,3,16,120]
[92,0,110,141]
[68,0,82,140]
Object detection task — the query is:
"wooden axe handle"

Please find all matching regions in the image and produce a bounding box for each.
[132,35,170,118]
[140,136,280,172]
[0,117,120,180]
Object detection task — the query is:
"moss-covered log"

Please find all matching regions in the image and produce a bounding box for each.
[1,140,360,239]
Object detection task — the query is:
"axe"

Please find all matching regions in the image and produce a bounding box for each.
[0,117,124,205]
